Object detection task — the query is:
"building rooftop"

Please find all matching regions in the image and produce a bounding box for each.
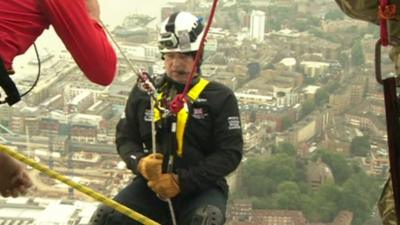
[280,57,297,67]
[0,197,98,225]
[303,85,321,95]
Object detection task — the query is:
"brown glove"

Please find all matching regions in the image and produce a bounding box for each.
[147,173,180,199]
[137,153,163,180]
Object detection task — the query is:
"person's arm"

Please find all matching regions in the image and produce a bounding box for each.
[116,86,149,175]
[39,0,117,85]
[177,86,243,195]
[0,152,32,197]
[85,0,100,22]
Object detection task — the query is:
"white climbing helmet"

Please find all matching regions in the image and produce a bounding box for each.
[158,11,205,53]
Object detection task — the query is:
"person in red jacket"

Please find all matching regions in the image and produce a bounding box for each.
[0,0,117,105]
[0,0,117,198]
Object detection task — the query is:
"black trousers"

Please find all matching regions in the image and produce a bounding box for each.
[98,177,227,225]
[0,57,20,105]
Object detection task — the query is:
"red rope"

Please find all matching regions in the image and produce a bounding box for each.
[169,0,219,114]
[379,0,397,46]
[380,0,389,46]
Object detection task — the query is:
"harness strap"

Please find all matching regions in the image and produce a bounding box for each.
[0,58,21,106]
[176,78,209,157]
[154,78,209,157]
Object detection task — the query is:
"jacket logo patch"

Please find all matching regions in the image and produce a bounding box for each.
[192,108,208,119]
[196,98,207,103]
[144,109,153,121]
[228,116,241,130]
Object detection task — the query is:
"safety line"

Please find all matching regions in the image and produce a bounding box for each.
[100,21,140,77]
[100,21,162,110]
[0,145,160,225]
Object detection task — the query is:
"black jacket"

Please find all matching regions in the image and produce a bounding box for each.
[116,75,243,196]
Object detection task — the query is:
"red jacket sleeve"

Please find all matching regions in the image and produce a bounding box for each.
[40,0,117,85]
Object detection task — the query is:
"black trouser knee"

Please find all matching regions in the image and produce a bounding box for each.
[90,204,123,225]
[190,205,224,225]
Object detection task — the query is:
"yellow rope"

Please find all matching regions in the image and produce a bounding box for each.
[0,144,160,225]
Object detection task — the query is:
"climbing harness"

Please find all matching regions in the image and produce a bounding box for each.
[153,78,209,157]
[152,77,209,225]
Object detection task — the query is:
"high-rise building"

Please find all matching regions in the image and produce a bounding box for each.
[249,10,266,42]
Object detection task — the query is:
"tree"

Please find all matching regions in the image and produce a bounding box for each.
[249,110,257,122]
[326,81,339,93]
[301,100,315,118]
[247,62,261,79]
[339,172,380,225]
[303,187,338,222]
[241,154,297,189]
[246,175,275,197]
[252,196,276,209]
[267,6,296,30]
[293,19,308,32]
[306,184,341,222]
[274,181,304,209]
[315,88,329,106]
[240,155,298,196]
[317,184,342,206]
[351,40,365,66]
[294,159,308,183]
[277,142,296,156]
[308,27,339,43]
[350,136,371,157]
[304,76,316,85]
[277,181,300,193]
[282,116,293,130]
[242,159,267,180]
[303,14,320,27]
[270,144,278,154]
[235,149,381,225]
[338,51,350,68]
[313,149,353,184]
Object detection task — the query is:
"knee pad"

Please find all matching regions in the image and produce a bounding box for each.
[90,204,122,225]
[190,205,224,225]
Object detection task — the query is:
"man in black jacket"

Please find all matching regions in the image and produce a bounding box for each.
[91,11,243,225]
